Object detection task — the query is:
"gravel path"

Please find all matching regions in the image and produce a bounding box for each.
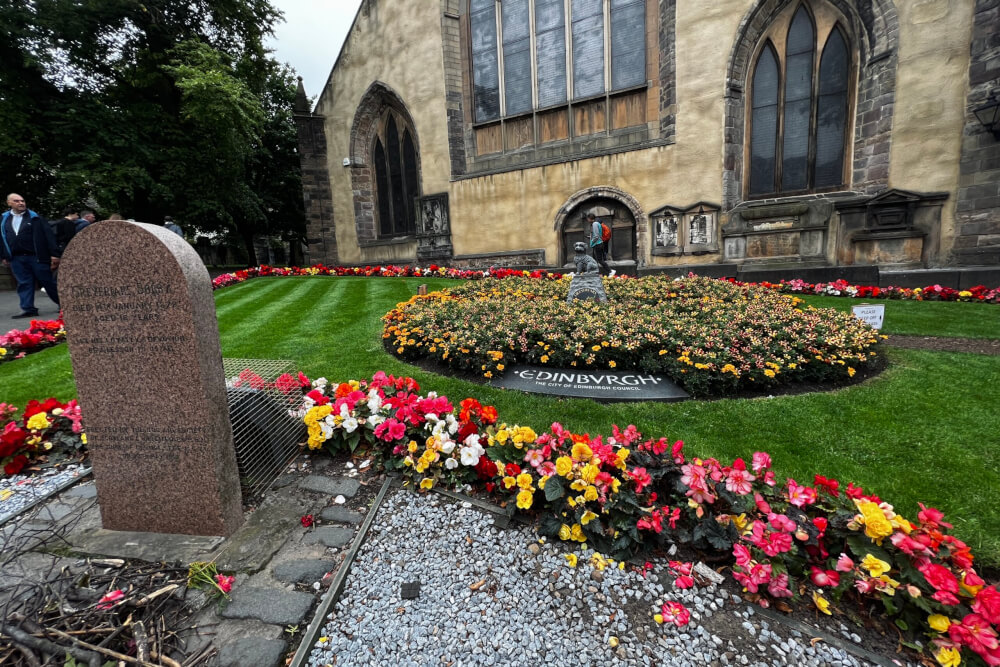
[305,490,897,667]
[0,464,90,525]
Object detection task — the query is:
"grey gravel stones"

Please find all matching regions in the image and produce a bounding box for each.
[302,526,354,548]
[0,465,90,525]
[304,490,896,667]
[298,475,360,497]
[218,637,288,667]
[272,559,336,584]
[222,587,314,625]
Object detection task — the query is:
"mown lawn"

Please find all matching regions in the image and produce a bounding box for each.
[2,275,999,564]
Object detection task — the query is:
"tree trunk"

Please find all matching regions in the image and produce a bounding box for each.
[241,228,258,268]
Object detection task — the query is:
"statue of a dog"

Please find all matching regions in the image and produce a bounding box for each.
[573,241,601,275]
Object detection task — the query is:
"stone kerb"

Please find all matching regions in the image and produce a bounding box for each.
[58,221,243,536]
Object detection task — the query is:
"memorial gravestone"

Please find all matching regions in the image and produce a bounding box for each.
[59,221,243,536]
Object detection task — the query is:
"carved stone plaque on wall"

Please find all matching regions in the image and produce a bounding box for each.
[416,193,453,262]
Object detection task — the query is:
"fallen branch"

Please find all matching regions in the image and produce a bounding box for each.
[1,623,101,667]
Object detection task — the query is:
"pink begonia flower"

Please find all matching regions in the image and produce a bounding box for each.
[661,601,691,627]
[836,553,855,572]
[537,461,556,476]
[753,493,771,514]
[215,574,235,594]
[523,449,546,468]
[973,586,1000,625]
[670,440,685,464]
[751,452,771,473]
[725,467,755,496]
[767,513,797,533]
[810,566,840,588]
[768,572,794,598]
[762,470,777,486]
[96,589,125,610]
[785,478,817,508]
[733,543,752,568]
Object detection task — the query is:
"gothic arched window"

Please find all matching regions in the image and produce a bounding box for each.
[372,110,420,237]
[748,4,853,197]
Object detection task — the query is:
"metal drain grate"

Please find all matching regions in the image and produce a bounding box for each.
[223,359,306,501]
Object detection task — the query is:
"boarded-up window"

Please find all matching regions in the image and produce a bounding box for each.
[572,0,605,99]
[471,3,500,121]
[535,0,567,108]
[502,0,532,115]
[610,0,645,90]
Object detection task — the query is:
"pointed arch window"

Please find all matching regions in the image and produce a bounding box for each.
[372,109,421,237]
[748,4,854,197]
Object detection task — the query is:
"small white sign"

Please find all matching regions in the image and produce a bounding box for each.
[852,303,885,330]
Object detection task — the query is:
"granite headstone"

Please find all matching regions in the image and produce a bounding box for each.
[59,221,243,536]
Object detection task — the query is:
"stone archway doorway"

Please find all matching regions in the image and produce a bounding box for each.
[560,197,638,269]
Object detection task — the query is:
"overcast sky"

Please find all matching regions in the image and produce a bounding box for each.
[266,0,364,105]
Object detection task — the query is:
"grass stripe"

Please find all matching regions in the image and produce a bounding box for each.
[214,277,299,320]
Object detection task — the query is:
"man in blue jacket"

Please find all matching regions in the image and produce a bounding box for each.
[1,193,61,318]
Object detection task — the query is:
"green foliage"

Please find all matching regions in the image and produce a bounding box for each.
[0,0,304,262]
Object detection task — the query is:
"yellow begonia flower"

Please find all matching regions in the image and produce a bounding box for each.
[581,463,600,484]
[570,479,588,492]
[812,591,832,615]
[408,440,419,453]
[565,554,578,567]
[26,413,50,430]
[583,485,599,502]
[420,478,434,489]
[862,554,891,578]
[580,510,597,526]
[558,524,572,541]
[571,443,593,462]
[927,614,951,633]
[616,449,630,470]
[610,478,621,494]
[503,476,517,489]
[934,647,961,667]
[494,428,509,443]
[516,473,534,490]
[570,524,585,542]
[555,456,574,477]
[856,500,894,541]
[653,613,664,624]
[81,433,87,445]
[516,489,533,510]
[538,475,549,490]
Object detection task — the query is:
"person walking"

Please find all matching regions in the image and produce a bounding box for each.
[75,209,96,234]
[163,216,183,237]
[53,206,80,252]
[587,212,610,275]
[0,193,61,318]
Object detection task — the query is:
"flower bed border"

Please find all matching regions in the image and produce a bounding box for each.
[2,263,997,368]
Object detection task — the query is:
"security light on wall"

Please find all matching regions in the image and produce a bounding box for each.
[973,90,1000,140]
[342,157,352,167]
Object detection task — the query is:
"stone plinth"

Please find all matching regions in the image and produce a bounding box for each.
[59,221,243,536]
[566,275,608,302]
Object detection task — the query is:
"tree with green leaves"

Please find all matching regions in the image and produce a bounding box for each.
[0,0,304,265]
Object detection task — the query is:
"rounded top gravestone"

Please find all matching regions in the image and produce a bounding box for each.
[58,221,243,536]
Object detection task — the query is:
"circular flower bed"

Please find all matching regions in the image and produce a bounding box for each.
[384,275,883,396]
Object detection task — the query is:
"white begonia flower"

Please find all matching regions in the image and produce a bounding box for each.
[459,446,481,466]
[369,414,385,427]
[424,413,439,423]
[426,391,438,399]
[367,394,381,412]
[446,414,458,434]
[440,439,456,455]
[445,457,459,470]
[342,417,359,433]
[302,396,316,410]
[339,403,350,418]
[324,415,336,426]
[463,433,483,451]
[320,422,333,439]
[312,377,328,389]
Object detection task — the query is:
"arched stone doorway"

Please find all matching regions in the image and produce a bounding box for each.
[554,187,645,270]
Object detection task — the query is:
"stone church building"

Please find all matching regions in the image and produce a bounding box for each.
[294,0,999,281]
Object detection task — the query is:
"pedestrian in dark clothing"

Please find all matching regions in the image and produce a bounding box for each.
[53,206,79,251]
[1,193,61,318]
[75,209,96,234]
